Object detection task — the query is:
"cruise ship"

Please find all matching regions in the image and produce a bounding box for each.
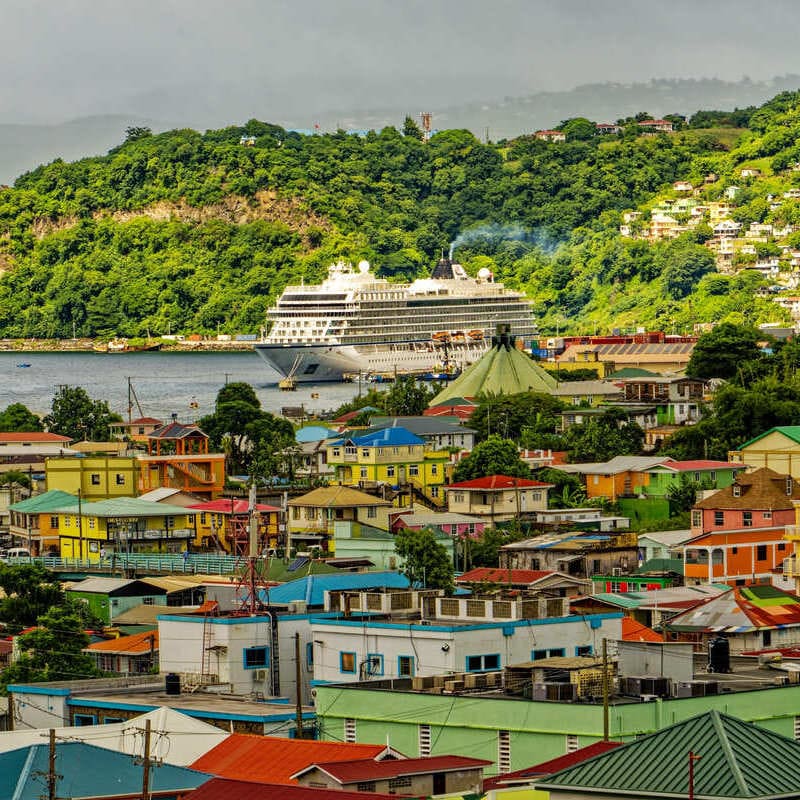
[253,256,537,383]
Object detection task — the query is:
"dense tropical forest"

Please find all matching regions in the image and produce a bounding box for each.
[2,89,800,338]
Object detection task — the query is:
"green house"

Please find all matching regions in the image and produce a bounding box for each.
[66,577,168,624]
[640,460,744,497]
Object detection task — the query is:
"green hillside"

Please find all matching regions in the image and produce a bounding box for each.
[1,93,800,338]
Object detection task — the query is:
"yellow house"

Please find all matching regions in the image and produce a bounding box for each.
[730,426,800,478]
[53,497,196,561]
[326,427,450,503]
[46,456,139,501]
[8,489,77,556]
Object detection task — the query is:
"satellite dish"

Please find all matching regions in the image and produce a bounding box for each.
[358,260,370,273]
[477,267,492,280]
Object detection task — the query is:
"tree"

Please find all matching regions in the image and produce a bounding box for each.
[452,435,530,482]
[402,116,424,141]
[124,126,152,142]
[534,468,587,508]
[666,474,701,514]
[0,403,42,432]
[0,563,66,633]
[44,386,120,441]
[383,377,436,416]
[0,604,101,689]
[394,527,454,593]
[562,409,644,462]
[685,323,762,379]
[560,117,596,141]
[468,392,563,443]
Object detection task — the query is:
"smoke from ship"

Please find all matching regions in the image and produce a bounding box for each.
[448,222,556,260]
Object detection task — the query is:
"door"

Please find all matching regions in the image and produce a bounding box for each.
[433,774,446,795]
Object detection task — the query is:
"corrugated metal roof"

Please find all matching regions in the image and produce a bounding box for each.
[66,577,166,596]
[298,755,492,783]
[86,630,158,654]
[266,571,410,606]
[538,710,800,798]
[53,496,198,518]
[188,779,399,800]
[287,486,392,508]
[9,489,77,513]
[190,734,391,784]
[0,741,209,799]
[447,475,553,490]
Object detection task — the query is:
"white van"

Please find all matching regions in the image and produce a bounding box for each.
[4,547,31,561]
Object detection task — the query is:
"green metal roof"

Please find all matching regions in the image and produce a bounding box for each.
[606,367,660,379]
[538,710,800,799]
[431,343,558,404]
[588,592,643,609]
[9,489,77,513]
[52,497,195,518]
[634,558,685,574]
[738,426,800,450]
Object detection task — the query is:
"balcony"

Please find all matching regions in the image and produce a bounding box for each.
[113,528,193,541]
[785,526,800,542]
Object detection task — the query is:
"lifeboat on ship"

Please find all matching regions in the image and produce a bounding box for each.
[468,329,484,341]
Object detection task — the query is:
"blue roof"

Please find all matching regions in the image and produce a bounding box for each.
[266,571,410,606]
[295,425,339,443]
[0,741,209,799]
[347,427,425,447]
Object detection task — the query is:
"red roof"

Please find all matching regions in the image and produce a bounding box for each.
[188,500,281,514]
[126,416,162,425]
[622,617,664,643]
[86,630,158,654]
[456,568,556,585]
[295,755,492,784]
[190,735,394,785]
[447,475,553,491]
[0,432,71,443]
[188,779,402,800]
[483,742,622,789]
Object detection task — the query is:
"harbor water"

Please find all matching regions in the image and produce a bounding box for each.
[0,351,363,421]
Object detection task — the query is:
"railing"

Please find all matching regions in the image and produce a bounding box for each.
[32,553,244,575]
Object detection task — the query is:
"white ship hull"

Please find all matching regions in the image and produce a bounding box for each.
[254,339,490,383]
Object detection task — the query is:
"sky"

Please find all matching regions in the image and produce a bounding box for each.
[2,0,800,127]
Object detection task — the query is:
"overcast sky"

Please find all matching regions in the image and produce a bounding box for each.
[2,0,800,126]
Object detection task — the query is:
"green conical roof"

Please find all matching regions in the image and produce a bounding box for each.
[431,336,557,405]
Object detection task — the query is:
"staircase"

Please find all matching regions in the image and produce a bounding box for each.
[406,479,446,511]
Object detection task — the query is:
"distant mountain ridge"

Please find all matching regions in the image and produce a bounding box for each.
[2,75,798,184]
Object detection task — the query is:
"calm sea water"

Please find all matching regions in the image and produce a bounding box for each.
[0,351,362,421]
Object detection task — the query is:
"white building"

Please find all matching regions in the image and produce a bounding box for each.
[309,593,622,685]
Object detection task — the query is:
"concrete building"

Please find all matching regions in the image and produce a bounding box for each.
[445,475,553,523]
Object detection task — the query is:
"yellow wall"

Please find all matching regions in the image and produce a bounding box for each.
[732,432,800,478]
[46,457,138,501]
[58,510,194,561]
[585,471,649,500]
[193,511,280,552]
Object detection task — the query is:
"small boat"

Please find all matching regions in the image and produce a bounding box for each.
[189,397,199,410]
[279,377,297,391]
[468,329,484,341]
[16,362,31,368]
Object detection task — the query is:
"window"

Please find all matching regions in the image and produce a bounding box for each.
[142,597,154,605]
[73,714,97,726]
[344,718,357,743]
[691,510,702,527]
[340,652,356,673]
[732,547,738,555]
[90,474,101,486]
[419,724,431,757]
[714,511,724,526]
[431,464,438,476]
[88,518,95,530]
[430,487,439,498]
[794,716,800,741]
[743,512,753,527]
[409,465,419,477]
[104,717,124,724]
[389,776,413,789]
[466,654,501,672]
[292,507,301,520]
[788,477,794,496]
[200,513,208,524]
[50,516,59,529]
[732,484,741,497]
[398,655,414,677]
[332,448,340,457]
[694,472,701,482]
[710,471,717,482]
[763,630,772,647]
[779,542,786,551]
[386,466,395,478]
[115,473,126,485]
[532,649,548,661]
[549,648,566,657]
[764,511,773,520]
[361,448,370,458]
[243,646,269,669]
[356,782,376,792]
[306,642,314,668]
[360,467,368,479]
[757,544,768,561]
[566,734,579,753]
[366,653,384,676]
[498,730,511,774]
[367,506,377,519]
[575,645,593,657]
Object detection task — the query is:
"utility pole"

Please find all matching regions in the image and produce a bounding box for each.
[688,751,702,800]
[48,728,57,800]
[77,488,83,564]
[294,632,304,739]
[602,638,610,741]
[141,719,152,800]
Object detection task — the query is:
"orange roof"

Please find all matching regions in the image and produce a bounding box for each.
[190,735,395,784]
[86,630,158,654]
[622,617,663,642]
[0,432,71,443]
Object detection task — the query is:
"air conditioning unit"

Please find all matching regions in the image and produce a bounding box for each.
[620,676,671,698]
[253,669,268,681]
[674,680,719,698]
[612,567,623,576]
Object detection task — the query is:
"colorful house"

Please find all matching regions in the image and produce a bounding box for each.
[8,489,76,556]
[663,585,800,652]
[54,497,197,561]
[109,416,163,444]
[455,568,588,597]
[46,456,139,501]
[84,630,158,674]
[326,427,450,504]
[556,456,670,501]
[618,376,706,425]
[66,577,168,623]
[642,460,744,497]
[445,475,553,523]
[287,486,393,554]
[730,426,800,478]
[188,499,281,554]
